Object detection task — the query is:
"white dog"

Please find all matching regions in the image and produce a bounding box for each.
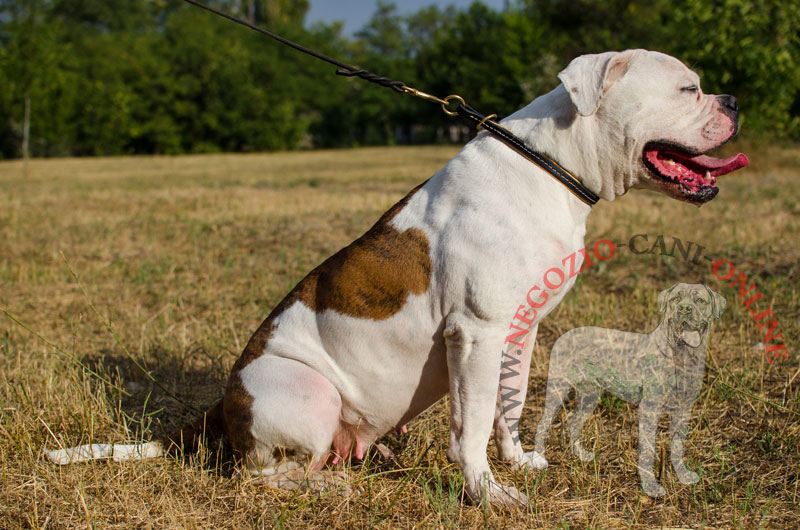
[47,50,748,506]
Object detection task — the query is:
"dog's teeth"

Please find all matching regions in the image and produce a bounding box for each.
[665,159,676,166]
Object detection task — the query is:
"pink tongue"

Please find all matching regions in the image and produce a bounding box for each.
[675,152,750,175]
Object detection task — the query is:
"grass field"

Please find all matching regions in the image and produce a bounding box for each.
[1,145,798,529]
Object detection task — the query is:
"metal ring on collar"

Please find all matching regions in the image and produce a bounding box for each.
[476,114,498,130]
[441,95,466,116]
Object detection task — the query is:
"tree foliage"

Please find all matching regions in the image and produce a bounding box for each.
[0,0,796,158]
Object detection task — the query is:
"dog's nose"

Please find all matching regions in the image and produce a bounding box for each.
[678,303,694,315]
[717,95,738,113]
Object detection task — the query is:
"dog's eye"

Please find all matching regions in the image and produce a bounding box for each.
[681,85,699,94]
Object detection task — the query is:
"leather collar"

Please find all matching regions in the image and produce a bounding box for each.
[456,103,600,206]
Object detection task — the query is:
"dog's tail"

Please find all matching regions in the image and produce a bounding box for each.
[45,399,225,465]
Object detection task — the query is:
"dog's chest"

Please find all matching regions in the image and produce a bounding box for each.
[396,182,587,325]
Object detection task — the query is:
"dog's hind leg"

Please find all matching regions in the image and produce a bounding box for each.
[567,387,601,462]
[226,356,353,494]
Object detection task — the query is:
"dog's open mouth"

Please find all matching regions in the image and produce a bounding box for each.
[643,142,749,203]
[680,328,702,348]
[674,319,708,348]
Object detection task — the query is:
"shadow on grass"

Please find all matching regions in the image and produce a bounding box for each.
[83,346,234,466]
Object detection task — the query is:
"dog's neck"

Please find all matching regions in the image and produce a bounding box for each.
[500,85,630,202]
[445,127,593,231]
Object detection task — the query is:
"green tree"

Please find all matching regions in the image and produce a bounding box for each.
[670,0,800,138]
[0,0,72,160]
[310,1,420,147]
[237,0,309,25]
[415,3,535,118]
[48,0,162,31]
[520,0,800,139]
[0,0,796,157]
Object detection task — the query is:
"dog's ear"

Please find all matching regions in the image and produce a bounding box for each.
[558,50,636,116]
[658,284,677,314]
[705,285,727,319]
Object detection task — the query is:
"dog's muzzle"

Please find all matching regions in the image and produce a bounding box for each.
[716,95,739,122]
[670,303,708,348]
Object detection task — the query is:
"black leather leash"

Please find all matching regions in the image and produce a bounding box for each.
[180,0,600,206]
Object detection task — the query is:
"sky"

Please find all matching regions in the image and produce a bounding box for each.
[306,0,509,36]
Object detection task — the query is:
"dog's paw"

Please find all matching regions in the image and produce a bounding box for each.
[465,472,529,507]
[676,468,699,485]
[640,477,666,498]
[571,442,595,463]
[262,469,359,495]
[373,443,395,462]
[514,450,548,471]
[482,482,529,507]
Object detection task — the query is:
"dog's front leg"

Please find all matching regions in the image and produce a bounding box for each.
[444,313,528,506]
[637,400,666,497]
[669,408,699,485]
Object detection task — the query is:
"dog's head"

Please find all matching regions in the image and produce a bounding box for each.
[557,49,749,204]
[657,283,726,349]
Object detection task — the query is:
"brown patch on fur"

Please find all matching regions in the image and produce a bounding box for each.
[222,180,431,457]
[292,225,431,319]
[292,180,431,318]
[223,368,257,457]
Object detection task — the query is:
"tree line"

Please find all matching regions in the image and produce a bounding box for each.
[1,0,797,158]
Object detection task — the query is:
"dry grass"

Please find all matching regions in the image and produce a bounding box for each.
[1,144,798,529]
